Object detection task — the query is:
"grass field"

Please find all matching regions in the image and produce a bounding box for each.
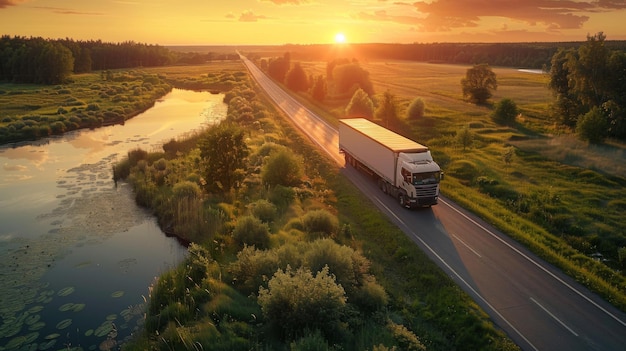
[273,58,626,310]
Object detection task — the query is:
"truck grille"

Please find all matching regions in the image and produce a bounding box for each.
[415,185,438,197]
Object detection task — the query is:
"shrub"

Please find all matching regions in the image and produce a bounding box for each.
[576,106,609,144]
[233,215,270,249]
[258,266,347,341]
[250,199,277,223]
[301,210,338,238]
[229,245,280,294]
[406,97,425,120]
[492,98,518,124]
[455,125,474,150]
[345,88,374,118]
[289,330,334,351]
[172,181,202,200]
[261,148,303,187]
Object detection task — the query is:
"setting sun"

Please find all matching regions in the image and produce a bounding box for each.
[334,32,346,43]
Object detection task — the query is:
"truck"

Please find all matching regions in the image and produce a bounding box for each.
[338,118,443,208]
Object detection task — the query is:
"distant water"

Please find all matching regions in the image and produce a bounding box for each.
[518,68,545,74]
[0,89,227,351]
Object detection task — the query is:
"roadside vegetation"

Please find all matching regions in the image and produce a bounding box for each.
[114,68,517,350]
[248,32,626,312]
[3,33,625,349]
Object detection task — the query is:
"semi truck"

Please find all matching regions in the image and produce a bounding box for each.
[338,118,443,208]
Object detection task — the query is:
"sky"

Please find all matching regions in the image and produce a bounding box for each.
[1,0,626,45]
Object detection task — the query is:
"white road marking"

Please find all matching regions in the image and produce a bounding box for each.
[440,198,626,328]
[452,234,482,258]
[531,297,579,336]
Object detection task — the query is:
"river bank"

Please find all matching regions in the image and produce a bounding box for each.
[0,88,227,351]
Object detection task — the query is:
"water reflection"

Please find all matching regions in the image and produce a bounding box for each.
[0,89,226,350]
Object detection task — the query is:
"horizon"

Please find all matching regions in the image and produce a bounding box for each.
[1,1,625,46]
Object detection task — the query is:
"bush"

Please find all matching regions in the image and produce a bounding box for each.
[290,330,334,351]
[172,181,202,200]
[261,148,303,187]
[258,266,347,341]
[345,88,374,118]
[233,215,270,249]
[406,97,425,120]
[492,98,518,124]
[576,106,609,144]
[250,199,277,223]
[301,210,338,238]
[229,245,280,294]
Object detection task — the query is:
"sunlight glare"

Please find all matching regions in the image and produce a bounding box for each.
[334,32,346,43]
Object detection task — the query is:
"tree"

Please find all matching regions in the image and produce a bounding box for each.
[261,148,303,187]
[456,125,473,151]
[285,62,309,92]
[568,33,611,109]
[492,98,518,124]
[332,62,374,96]
[311,75,327,102]
[268,52,291,82]
[461,63,497,104]
[345,88,374,118]
[576,106,609,144]
[406,97,425,120]
[549,48,584,127]
[198,123,249,192]
[375,90,398,128]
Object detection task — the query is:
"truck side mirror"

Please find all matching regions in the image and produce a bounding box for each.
[440,172,444,180]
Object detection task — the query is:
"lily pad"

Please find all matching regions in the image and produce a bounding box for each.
[84,329,94,336]
[27,305,44,313]
[56,318,72,330]
[39,339,56,350]
[28,321,46,331]
[25,314,41,325]
[94,321,114,337]
[111,290,124,298]
[72,303,86,312]
[58,286,75,297]
[45,333,60,340]
[59,303,75,312]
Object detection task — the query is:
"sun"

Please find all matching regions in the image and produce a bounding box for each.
[334,32,346,43]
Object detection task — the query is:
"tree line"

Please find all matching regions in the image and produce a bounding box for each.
[548,32,626,142]
[278,40,626,70]
[0,36,175,84]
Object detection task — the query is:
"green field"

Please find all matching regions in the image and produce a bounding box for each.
[280,58,626,311]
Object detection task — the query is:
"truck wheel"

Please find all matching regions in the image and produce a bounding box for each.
[398,194,406,207]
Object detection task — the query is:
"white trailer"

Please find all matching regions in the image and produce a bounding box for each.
[339,118,443,208]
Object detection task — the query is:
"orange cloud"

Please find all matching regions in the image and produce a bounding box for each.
[259,0,310,4]
[0,0,28,8]
[33,6,104,15]
[239,10,267,22]
[358,0,624,32]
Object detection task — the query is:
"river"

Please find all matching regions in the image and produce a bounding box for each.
[0,89,227,350]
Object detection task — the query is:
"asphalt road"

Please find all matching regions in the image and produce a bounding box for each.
[240,55,626,351]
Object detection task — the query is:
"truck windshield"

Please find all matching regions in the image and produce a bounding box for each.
[412,172,440,185]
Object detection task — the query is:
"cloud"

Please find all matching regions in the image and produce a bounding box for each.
[3,163,27,172]
[0,0,28,9]
[357,0,622,32]
[33,6,104,15]
[259,0,310,4]
[239,10,267,22]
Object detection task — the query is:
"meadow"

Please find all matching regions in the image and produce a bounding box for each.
[280,58,626,310]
